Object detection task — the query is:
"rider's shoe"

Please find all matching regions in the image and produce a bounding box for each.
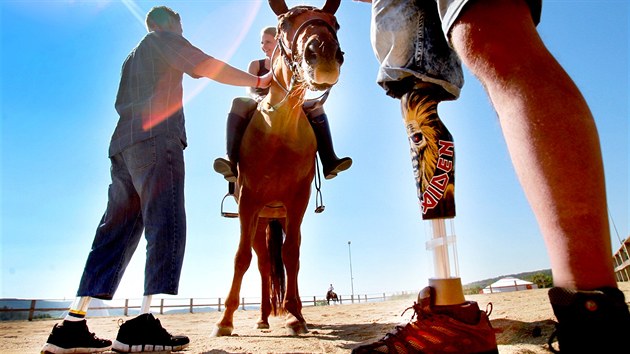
[323,157,352,180]
[352,286,498,354]
[213,157,237,182]
[41,319,112,353]
[547,286,630,353]
[112,313,189,353]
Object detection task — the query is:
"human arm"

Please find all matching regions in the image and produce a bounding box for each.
[193,56,271,89]
[246,59,268,102]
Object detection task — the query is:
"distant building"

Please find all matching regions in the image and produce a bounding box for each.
[482,277,537,294]
[613,235,630,282]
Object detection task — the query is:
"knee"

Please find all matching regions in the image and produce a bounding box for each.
[230,97,257,116]
[305,106,325,118]
[450,0,546,80]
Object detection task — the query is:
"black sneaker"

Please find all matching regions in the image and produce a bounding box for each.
[548,286,630,353]
[112,313,189,353]
[41,319,112,353]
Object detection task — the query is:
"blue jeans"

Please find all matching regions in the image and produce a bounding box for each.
[77,135,186,299]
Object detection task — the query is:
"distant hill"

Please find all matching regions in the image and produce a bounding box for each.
[463,269,552,293]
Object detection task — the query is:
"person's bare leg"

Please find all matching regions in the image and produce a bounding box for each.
[450,0,616,291]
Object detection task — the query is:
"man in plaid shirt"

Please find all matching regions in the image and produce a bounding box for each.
[42,6,271,353]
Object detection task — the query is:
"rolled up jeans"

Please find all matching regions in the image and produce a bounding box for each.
[77,135,186,299]
[369,0,542,100]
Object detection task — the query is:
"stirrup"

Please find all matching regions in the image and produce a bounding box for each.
[220,183,238,218]
[314,158,325,213]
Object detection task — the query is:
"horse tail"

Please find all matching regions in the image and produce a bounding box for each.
[267,219,286,315]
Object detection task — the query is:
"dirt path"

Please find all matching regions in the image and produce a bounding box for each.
[2,282,629,353]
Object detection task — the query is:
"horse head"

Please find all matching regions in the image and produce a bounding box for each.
[269,0,344,92]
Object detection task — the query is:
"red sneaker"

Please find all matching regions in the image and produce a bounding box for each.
[352,287,498,354]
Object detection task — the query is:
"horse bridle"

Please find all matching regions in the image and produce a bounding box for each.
[271,9,341,104]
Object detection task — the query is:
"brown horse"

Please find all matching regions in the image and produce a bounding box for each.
[211,0,344,337]
[326,290,338,305]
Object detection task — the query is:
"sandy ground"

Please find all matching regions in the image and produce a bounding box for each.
[2,282,629,354]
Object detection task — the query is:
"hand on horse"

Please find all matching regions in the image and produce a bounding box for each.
[257,71,273,89]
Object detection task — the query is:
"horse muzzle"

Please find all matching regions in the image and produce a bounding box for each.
[302,37,343,90]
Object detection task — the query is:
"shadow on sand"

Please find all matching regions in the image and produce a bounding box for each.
[200,318,557,354]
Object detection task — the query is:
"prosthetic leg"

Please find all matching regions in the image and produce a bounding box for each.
[401,90,462,305]
[353,90,498,354]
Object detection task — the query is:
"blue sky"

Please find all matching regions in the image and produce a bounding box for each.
[1,0,628,302]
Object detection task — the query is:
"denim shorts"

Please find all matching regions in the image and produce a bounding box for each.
[370,0,542,99]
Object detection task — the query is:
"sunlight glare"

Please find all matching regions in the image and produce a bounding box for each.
[186,0,263,101]
[120,0,146,28]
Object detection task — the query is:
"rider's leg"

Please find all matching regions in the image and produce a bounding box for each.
[304,104,352,179]
[214,97,258,182]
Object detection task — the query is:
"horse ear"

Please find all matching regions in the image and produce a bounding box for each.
[268,0,289,16]
[321,0,341,14]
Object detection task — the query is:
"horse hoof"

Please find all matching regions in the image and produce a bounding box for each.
[210,325,233,337]
[285,320,308,335]
[255,321,270,329]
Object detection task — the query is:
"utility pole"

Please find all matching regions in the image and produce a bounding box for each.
[348,241,354,301]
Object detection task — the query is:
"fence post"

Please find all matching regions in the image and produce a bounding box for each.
[313,296,317,306]
[218,298,222,312]
[160,298,164,315]
[339,295,342,304]
[383,293,386,301]
[28,300,36,321]
[241,297,245,310]
[189,298,193,314]
[124,299,129,316]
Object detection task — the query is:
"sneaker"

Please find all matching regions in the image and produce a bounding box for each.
[213,157,237,182]
[352,287,498,354]
[41,319,112,353]
[112,313,189,353]
[547,286,630,353]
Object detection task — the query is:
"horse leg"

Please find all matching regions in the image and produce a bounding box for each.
[211,213,257,337]
[282,211,308,335]
[253,218,271,329]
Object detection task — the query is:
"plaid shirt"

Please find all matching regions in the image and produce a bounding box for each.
[109,31,211,157]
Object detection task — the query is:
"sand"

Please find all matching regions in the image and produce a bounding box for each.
[2,282,629,354]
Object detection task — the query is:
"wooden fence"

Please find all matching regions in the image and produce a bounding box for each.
[1,293,394,321]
